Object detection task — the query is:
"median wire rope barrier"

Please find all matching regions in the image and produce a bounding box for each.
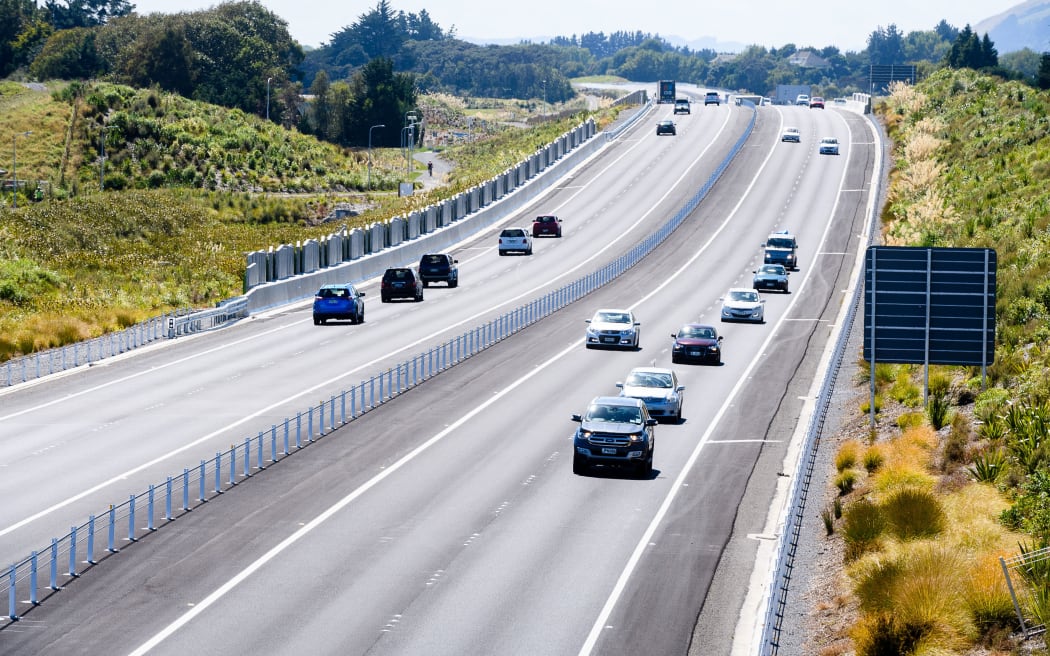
[758,112,887,654]
[3,103,757,625]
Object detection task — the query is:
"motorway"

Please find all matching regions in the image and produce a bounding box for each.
[0,96,879,655]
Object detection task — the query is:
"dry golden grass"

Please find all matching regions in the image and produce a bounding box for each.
[836,440,861,472]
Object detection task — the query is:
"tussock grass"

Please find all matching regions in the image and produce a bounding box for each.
[896,412,924,431]
[882,488,945,540]
[836,470,859,496]
[863,445,885,473]
[843,500,885,562]
[836,440,861,472]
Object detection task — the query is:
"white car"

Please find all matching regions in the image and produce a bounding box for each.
[616,367,685,423]
[781,127,801,143]
[585,308,641,349]
[795,94,810,106]
[818,137,840,155]
[721,288,765,323]
[498,227,533,255]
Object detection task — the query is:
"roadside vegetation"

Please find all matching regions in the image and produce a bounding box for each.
[814,69,1050,654]
[0,79,611,362]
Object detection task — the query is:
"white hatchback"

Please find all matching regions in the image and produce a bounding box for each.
[720,288,765,323]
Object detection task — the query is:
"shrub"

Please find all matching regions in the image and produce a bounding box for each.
[852,612,931,655]
[835,470,858,495]
[834,497,843,519]
[941,414,971,469]
[896,412,924,431]
[863,446,885,473]
[822,507,835,535]
[963,555,1019,637]
[843,500,885,561]
[926,393,953,430]
[836,440,860,472]
[861,393,884,415]
[882,487,945,539]
[889,375,922,407]
[969,449,1006,483]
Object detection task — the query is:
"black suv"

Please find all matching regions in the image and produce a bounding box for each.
[418,253,459,288]
[381,267,424,302]
[571,396,657,477]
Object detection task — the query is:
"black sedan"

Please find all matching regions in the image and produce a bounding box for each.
[670,324,722,364]
[752,264,790,293]
[656,119,676,136]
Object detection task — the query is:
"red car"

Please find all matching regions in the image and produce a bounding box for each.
[670,324,723,364]
[809,97,825,109]
[532,215,562,238]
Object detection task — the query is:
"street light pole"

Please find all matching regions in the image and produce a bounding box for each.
[11,131,31,208]
[368,124,384,191]
[99,125,109,191]
[266,77,273,122]
[403,111,418,175]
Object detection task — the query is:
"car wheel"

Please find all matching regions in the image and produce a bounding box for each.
[359,308,365,323]
[381,295,388,303]
[422,280,429,288]
[573,455,587,475]
[671,354,680,364]
[450,278,458,288]
[526,247,533,255]
[637,456,653,478]
[313,317,321,325]
[675,406,682,423]
[416,291,423,302]
[499,250,506,256]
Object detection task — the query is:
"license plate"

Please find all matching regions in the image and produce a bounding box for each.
[602,447,617,455]
[689,349,700,355]
[600,336,616,343]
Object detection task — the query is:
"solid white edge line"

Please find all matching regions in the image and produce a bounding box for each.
[732,110,882,655]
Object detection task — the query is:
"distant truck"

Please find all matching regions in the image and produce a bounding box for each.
[763,230,799,270]
[658,80,676,104]
[774,84,811,106]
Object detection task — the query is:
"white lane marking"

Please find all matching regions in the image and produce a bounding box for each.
[576,106,859,656]
[0,109,736,539]
[127,336,589,656]
[126,107,808,654]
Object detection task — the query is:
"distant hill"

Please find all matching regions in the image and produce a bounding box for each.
[975,0,1050,53]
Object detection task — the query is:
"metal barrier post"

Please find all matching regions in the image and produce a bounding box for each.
[69,526,78,576]
[341,392,346,425]
[128,494,137,542]
[308,406,315,442]
[199,461,206,502]
[215,453,222,494]
[49,539,58,589]
[283,419,290,455]
[271,425,277,463]
[230,447,237,484]
[330,395,335,429]
[30,552,38,605]
[87,515,96,564]
[8,564,16,620]
[296,412,302,449]
[165,478,173,521]
[183,468,190,510]
[108,505,117,552]
[147,485,155,531]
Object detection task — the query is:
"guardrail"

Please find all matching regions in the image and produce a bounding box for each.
[758,109,886,654]
[3,101,758,626]
[1,311,190,388]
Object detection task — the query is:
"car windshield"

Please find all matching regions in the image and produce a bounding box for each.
[681,326,715,339]
[318,287,348,298]
[767,237,794,248]
[595,312,631,324]
[536,216,555,223]
[730,290,759,302]
[785,128,798,133]
[422,255,445,264]
[660,120,672,126]
[385,269,411,280]
[625,372,673,389]
[761,265,784,274]
[502,229,525,237]
[822,138,837,144]
[586,404,643,424]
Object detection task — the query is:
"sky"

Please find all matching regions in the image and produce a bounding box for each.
[129,0,1023,52]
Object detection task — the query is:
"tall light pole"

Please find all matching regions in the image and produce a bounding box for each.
[266,77,273,122]
[404,110,418,175]
[99,124,109,191]
[11,131,31,208]
[368,124,384,191]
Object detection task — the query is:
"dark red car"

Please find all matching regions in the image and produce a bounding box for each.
[670,323,723,364]
[532,215,562,238]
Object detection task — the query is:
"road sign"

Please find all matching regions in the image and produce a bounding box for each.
[864,246,996,366]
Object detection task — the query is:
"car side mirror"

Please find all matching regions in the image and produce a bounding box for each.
[584,319,591,324]
[615,382,624,389]
[670,333,677,339]
[634,321,641,326]
[676,385,685,392]
[360,292,367,296]
[571,414,583,423]
[453,259,459,263]
[717,336,724,342]
[645,419,658,427]
[752,270,757,274]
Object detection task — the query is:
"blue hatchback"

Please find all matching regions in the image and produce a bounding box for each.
[313,283,365,325]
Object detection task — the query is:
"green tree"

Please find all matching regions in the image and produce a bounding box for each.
[43,0,132,29]
[29,26,101,79]
[1000,48,1042,80]
[1037,52,1050,90]
[123,21,196,96]
[0,0,47,76]
[867,24,906,64]
[345,57,417,148]
[309,69,331,138]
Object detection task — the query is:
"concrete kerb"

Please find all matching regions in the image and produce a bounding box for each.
[244,122,621,314]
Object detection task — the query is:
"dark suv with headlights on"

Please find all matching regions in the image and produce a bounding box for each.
[381,267,424,302]
[418,253,459,288]
[571,396,657,477]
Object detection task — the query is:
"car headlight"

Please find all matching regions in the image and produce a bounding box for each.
[578,430,592,440]
[672,343,683,351]
[629,432,645,442]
